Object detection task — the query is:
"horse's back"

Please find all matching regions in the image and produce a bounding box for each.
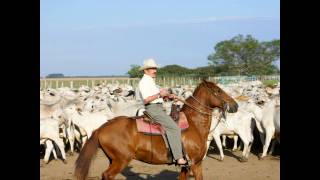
[98,116,138,142]
[100,116,137,132]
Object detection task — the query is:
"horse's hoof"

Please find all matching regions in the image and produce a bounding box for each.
[232,149,237,152]
[258,156,265,160]
[69,152,74,156]
[62,159,67,164]
[44,161,49,164]
[219,157,224,162]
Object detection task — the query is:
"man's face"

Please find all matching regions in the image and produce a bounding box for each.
[144,68,157,78]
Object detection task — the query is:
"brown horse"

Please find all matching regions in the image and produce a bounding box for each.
[74,79,238,180]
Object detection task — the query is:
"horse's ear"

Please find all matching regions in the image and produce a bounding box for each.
[201,77,209,83]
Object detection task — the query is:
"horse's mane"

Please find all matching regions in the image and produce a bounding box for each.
[192,80,217,95]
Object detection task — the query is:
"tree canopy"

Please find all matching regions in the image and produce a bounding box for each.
[46,73,65,78]
[208,34,279,75]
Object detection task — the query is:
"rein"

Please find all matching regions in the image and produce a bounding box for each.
[189,95,215,110]
[174,81,226,116]
[208,110,224,134]
[175,97,212,116]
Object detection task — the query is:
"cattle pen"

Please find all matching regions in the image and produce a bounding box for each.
[40,75,280,89]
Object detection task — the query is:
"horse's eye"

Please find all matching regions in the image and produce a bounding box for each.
[49,93,55,96]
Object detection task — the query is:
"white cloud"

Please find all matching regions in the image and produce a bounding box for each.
[164,16,278,25]
[67,16,279,31]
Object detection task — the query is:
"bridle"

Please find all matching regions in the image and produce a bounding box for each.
[175,96,212,116]
[175,82,228,116]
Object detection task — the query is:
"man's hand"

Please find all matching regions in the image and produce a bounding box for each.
[168,94,178,99]
[160,89,169,97]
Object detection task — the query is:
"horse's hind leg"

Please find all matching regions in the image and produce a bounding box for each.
[102,159,130,180]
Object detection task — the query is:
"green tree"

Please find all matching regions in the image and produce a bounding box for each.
[190,66,216,77]
[127,64,143,78]
[157,65,191,76]
[46,73,64,78]
[208,34,280,75]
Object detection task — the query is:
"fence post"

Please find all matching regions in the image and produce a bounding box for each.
[70,81,73,89]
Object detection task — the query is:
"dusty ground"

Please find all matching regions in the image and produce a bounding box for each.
[40,146,280,180]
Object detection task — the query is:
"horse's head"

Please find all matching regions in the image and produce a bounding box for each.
[197,79,238,113]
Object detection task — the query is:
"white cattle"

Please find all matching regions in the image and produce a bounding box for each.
[243,97,279,159]
[206,108,255,162]
[62,104,110,146]
[40,138,58,163]
[40,117,67,164]
[269,106,280,155]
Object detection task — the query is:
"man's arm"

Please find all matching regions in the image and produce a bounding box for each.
[143,89,169,105]
[143,93,160,105]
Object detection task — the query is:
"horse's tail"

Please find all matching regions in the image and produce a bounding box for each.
[74,129,100,180]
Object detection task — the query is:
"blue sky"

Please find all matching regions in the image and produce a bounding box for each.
[40,0,280,76]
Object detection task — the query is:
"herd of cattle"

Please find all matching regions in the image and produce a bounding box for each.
[40,80,280,164]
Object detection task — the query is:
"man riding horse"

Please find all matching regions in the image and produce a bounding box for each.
[138,58,188,166]
[74,58,238,180]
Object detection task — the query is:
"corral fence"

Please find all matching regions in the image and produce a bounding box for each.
[40,75,280,89]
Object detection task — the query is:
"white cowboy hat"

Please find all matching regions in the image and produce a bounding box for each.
[139,58,160,71]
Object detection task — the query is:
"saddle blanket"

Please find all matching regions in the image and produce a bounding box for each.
[136,112,189,135]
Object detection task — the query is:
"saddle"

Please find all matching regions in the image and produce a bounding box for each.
[134,111,189,136]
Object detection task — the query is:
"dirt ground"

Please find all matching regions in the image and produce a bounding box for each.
[40,145,280,180]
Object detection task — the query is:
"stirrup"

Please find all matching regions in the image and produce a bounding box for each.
[176,157,191,168]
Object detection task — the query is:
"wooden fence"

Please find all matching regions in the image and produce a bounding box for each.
[40,75,280,89]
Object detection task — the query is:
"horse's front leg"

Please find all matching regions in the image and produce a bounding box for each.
[191,161,203,180]
[179,166,190,180]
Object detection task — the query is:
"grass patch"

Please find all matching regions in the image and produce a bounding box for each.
[262,79,279,87]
